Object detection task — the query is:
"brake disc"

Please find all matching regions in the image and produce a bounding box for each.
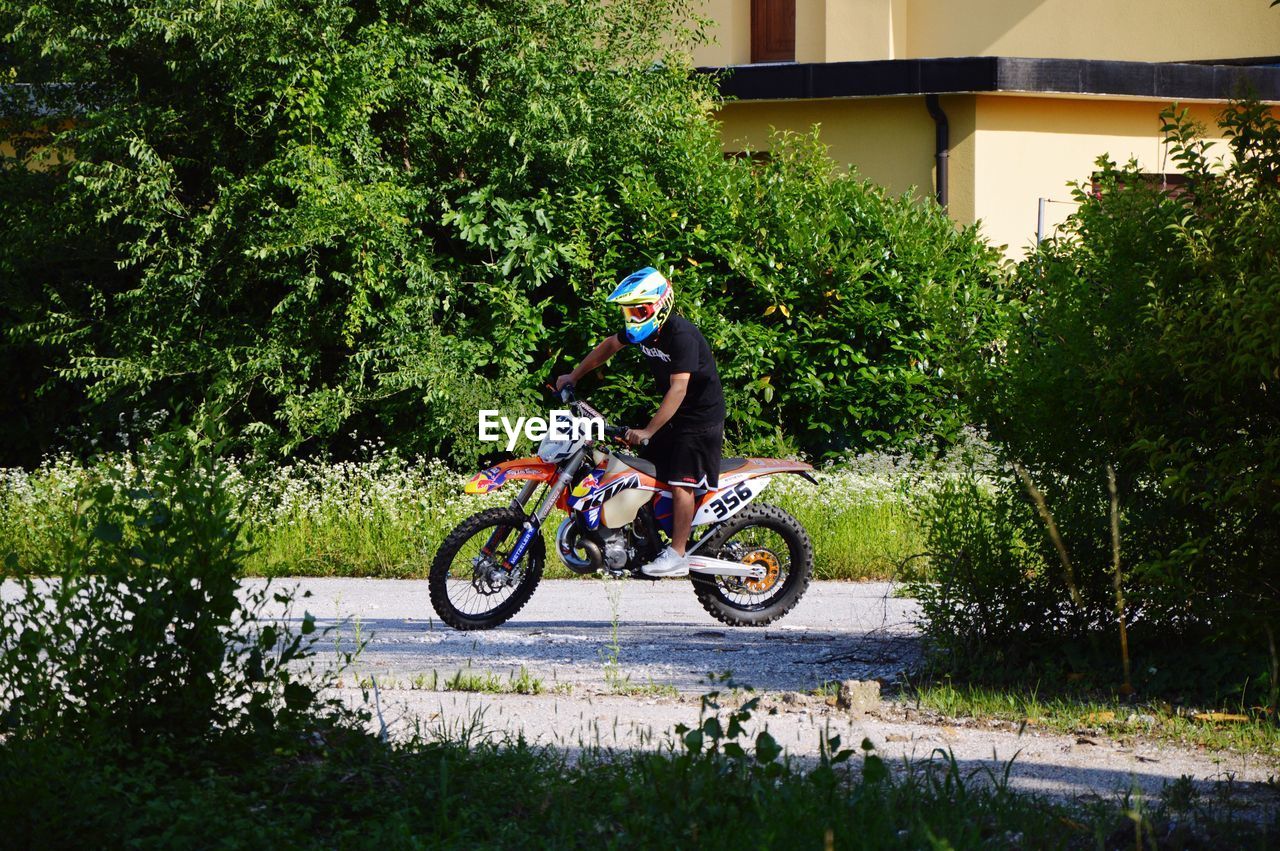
[470,555,514,595]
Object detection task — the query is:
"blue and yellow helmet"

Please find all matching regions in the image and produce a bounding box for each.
[607,267,673,343]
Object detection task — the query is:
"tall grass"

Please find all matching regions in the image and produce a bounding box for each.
[1,437,993,581]
[11,695,1269,849]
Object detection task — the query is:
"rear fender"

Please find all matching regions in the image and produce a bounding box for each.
[733,458,814,480]
[690,458,815,525]
[464,458,559,495]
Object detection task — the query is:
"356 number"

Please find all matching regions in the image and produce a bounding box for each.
[708,482,754,519]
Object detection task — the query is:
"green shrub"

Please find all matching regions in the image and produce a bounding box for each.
[0,0,1004,466]
[573,130,1007,456]
[0,430,348,746]
[927,99,1280,704]
[910,476,1056,665]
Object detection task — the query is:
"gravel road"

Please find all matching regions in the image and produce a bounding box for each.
[264,577,919,692]
[258,578,1278,809]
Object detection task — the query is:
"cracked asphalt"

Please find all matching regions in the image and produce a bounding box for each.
[257,577,920,692]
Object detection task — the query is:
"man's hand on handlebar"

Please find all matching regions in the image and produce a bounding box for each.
[546,386,644,447]
[600,424,648,447]
[624,427,653,447]
[551,376,575,404]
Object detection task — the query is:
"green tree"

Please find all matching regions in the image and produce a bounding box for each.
[931,99,1280,705]
[1,0,1002,465]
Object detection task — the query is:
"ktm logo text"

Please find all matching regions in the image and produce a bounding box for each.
[578,473,641,509]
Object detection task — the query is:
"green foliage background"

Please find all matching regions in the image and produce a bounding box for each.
[923,101,1280,704]
[0,0,1002,466]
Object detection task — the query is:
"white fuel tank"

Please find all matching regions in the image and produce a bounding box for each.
[600,455,657,528]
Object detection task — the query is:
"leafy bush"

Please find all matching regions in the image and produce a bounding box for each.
[0,0,1004,466]
[575,130,1006,456]
[8,685,1253,849]
[910,475,1057,664]
[925,99,1280,704]
[0,430,347,745]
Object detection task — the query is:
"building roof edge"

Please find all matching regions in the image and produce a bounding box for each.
[704,56,1280,103]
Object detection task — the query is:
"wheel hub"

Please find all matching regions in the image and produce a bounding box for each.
[471,554,516,595]
[741,549,782,592]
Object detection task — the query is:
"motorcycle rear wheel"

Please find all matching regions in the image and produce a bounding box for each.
[429,507,544,630]
[690,503,813,627]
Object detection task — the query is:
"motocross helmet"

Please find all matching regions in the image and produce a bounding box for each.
[607,266,673,343]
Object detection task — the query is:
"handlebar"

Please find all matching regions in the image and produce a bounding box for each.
[603,423,648,448]
[545,383,647,447]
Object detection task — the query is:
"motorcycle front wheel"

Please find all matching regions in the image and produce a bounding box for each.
[428,507,544,630]
[690,503,813,627]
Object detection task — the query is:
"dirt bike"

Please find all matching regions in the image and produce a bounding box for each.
[428,388,818,630]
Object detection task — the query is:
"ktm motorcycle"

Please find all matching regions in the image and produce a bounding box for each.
[428,389,818,630]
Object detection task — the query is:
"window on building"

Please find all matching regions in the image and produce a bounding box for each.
[751,0,795,64]
[1091,172,1190,198]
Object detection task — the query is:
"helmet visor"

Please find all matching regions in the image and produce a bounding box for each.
[621,303,658,323]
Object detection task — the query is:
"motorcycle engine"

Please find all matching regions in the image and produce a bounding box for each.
[599,527,632,571]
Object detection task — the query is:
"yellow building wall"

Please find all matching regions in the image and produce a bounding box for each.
[0,123,73,170]
[714,95,938,199]
[712,93,1255,258]
[906,0,1280,62]
[693,0,910,66]
[814,0,908,63]
[969,95,1228,255]
[692,0,752,66]
[692,0,1280,66]
[940,95,977,226]
[712,94,979,233]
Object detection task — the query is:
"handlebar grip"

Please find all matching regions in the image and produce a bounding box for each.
[557,383,575,404]
[602,425,647,447]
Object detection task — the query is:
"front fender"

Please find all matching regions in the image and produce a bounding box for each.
[464,458,559,495]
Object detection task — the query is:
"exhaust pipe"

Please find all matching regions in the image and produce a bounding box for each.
[555,518,602,574]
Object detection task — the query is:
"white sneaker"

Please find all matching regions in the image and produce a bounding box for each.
[640,546,689,578]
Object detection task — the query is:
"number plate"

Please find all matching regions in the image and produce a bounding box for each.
[692,477,771,525]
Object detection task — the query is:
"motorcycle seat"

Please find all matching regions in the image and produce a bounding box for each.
[615,454,749,478]
[615,453,657,477]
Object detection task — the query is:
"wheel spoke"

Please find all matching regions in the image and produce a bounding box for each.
[692,504,814,626]
[444,531,522,615]
[430,507,543,629]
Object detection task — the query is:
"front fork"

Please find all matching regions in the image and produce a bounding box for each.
[479,480,539,556]
[480,451,584,569]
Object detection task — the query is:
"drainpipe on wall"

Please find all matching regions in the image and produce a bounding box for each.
[924,94,949,210]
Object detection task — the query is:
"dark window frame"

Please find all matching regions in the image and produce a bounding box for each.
[751,0,795,64]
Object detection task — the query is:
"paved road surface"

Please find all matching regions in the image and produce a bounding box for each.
[257,578,920,692]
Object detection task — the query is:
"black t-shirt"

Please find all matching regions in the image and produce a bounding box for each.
[615,315,726,433]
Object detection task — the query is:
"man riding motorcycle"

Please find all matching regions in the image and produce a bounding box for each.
[555,266,724,578]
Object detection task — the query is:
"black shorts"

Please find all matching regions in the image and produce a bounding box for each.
[641,424,724,491]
